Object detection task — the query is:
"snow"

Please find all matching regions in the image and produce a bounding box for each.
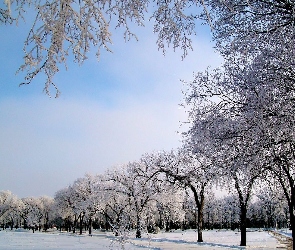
[276,229,292,238]
[0,230,143,250]
[129,229,285,249]
[0,229,289,249]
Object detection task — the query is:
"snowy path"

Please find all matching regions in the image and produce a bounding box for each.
[0,229,290,249]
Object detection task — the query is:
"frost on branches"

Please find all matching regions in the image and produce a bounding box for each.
[2,0,295,95]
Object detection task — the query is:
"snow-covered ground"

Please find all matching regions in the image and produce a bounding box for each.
[0,229,291,249]
[129,229,289,249]
[276,228,292,238]
[0,229,140,250]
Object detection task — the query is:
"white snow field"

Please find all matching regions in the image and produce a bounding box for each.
[0,229,291,250]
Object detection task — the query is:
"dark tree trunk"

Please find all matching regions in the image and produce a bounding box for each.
[159,212,163,229]
[190,184,205,243]
[44,213,49,232]
[23,219,27,229]
[10,219,14,230]
[275,162,295,250]
[240,205,247,246]
[104,212,108,231]
[289,205,295,250]
[234,174,252,247]
[79,213,85,235]
[290,187,295,250]
[165,218,170,232]
[73,215,77,233]
[136,214,141,238]
[197,201,204,242]
[88,218,92,235]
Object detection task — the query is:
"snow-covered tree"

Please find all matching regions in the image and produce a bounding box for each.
[21,197,45,232]
[142,148,217,242]
[252,184,288,229]
[210,0,295,61]
[101,183,132,235]
[155,188,185,232]
[182,56,278,245]
[54,186,78,232]
[0,190,18,219]
[105,160,163,238]
[38,196,54,231]
[0,190,23,230]
[70,174,103,235]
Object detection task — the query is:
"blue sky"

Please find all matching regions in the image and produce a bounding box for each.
[0,12,222,198]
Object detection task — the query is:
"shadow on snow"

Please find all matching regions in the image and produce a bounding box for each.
[132,237,244,249]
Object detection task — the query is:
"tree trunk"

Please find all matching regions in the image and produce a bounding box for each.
[104,212,108,231]
[159,212,162,229]
[88,218,92,235]
[197,203,204,242]
[240,205,247,246]
[73,215,77,233]
[79,213,85,235]
[289,192,295,250]
[23,219,27,229]
[165,217,170,232]
[44,213,48,232]
[10,219,14,230]
[290,210,295,250]
[136,214,141,238]
[190,184,205,243]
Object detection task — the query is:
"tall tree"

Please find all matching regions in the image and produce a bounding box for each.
[105,160,162,238]
[143,148,217,242]
[70,174,103,235]
[182,57,275,245]
[54,186,79,232]
[0,191,23,230]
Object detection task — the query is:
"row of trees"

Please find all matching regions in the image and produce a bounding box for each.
[0,190,53,232]
[0,150,290,241]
